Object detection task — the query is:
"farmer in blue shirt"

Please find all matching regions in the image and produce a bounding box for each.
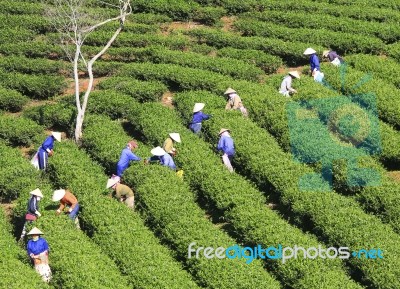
[217,128,235,173]
[116,140,141,177]
[304,48,320,74]
[37,132,61,170]
[27,227,52,283]
[190,103,211,134]
[146,146,176,170]
[19,189,43,241]
[304,47,324,82]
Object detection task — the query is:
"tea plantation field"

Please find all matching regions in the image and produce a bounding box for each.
[1,0,400,288]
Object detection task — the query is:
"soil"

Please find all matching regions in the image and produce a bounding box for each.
[388,171,400,183]
[276,65,306,75]
[0,203,15,219]
[62,77,104,96]
[221,16,237,32]
[161,21,205,35]
[161,91,175,109]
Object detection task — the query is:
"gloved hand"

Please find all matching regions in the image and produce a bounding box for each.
[68,208,72,213]
[35,211,41,217]
[144,159,149,165]
[48,150,54,157]
[56,209,61,215]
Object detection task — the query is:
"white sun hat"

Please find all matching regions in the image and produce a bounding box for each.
[289,71,300,79]
[303,48,316,55]
[322,50,330,57]
[51,131,62,142]
[218,128,230,135]
[193,103,205,113]
[52,189,66,202]
[224,87,236,95]
[27,227,44,236]
[151,146,166,156]
[169,133,181,143]
[106,178,120,189]
[29,188,43,198]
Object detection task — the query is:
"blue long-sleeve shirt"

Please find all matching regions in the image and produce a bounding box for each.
[117,148,141,168]
[217,135,235,156]
[27,238,49,256]
[27,196,39,215]
[149,154,176,170]
[191,111,211,124]
[309,54,320,72]
[39,136,55,153]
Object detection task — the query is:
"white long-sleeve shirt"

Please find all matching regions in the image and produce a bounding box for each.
[279,76,296,93]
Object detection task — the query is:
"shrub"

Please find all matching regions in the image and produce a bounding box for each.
[0,115,43,146]
[0,70,66,99]
[48,141,201,289]
[233,19,384,54]
[0,87,29,112]
[97,78,168,102]
[82,114,281,289]
[173,90,400,289]
[0,144,131,289]
[0,56,65,75]
[0,208,48,288]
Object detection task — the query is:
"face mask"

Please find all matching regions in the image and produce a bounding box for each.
[32,236,39,241]
[36,197,41,201]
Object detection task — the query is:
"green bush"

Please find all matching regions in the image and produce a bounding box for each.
[97,78,168,102]
[0,56,65,75]
[0,0,44,15]
[0,208,48,289]
[124,101,363,289]
[186,28,324,66]
[0,41,63,59]
[22,103,76,136]
[0,143,131,289]
[0,28,35,44]
[173,90,400,289]
[321,63,400,130]
[85,32,190,50]
[234,19,384,54]
[0,70,66,99]
[48,141,201,289]
[0,115,43,146]
[345,54,400,89]
[245,10,400,43]
[0,14,53,34]
[0,87,29,112]
[82,114,282,289]
[217,47,283,74]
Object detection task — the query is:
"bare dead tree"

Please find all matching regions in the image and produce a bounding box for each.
[45,0,132,142]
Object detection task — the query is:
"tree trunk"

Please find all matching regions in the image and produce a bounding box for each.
[73,42,82,143]
[75,110,84,143]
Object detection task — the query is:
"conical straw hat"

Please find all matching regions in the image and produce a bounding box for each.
[51,131,62,142]
[52,189,66,202]
[27,227,44,235]
[303,48,316,55]
[193,103,205,113]
[288,71,300,79]
[218,128,230,135]
[224,88,236,95]
[29,188,43,198]
[151,146,166,156]
[106,178,120,189]
[169,133,181,143]
[323,50,330,57]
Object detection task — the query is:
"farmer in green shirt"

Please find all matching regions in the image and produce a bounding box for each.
[106,177,135,210]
